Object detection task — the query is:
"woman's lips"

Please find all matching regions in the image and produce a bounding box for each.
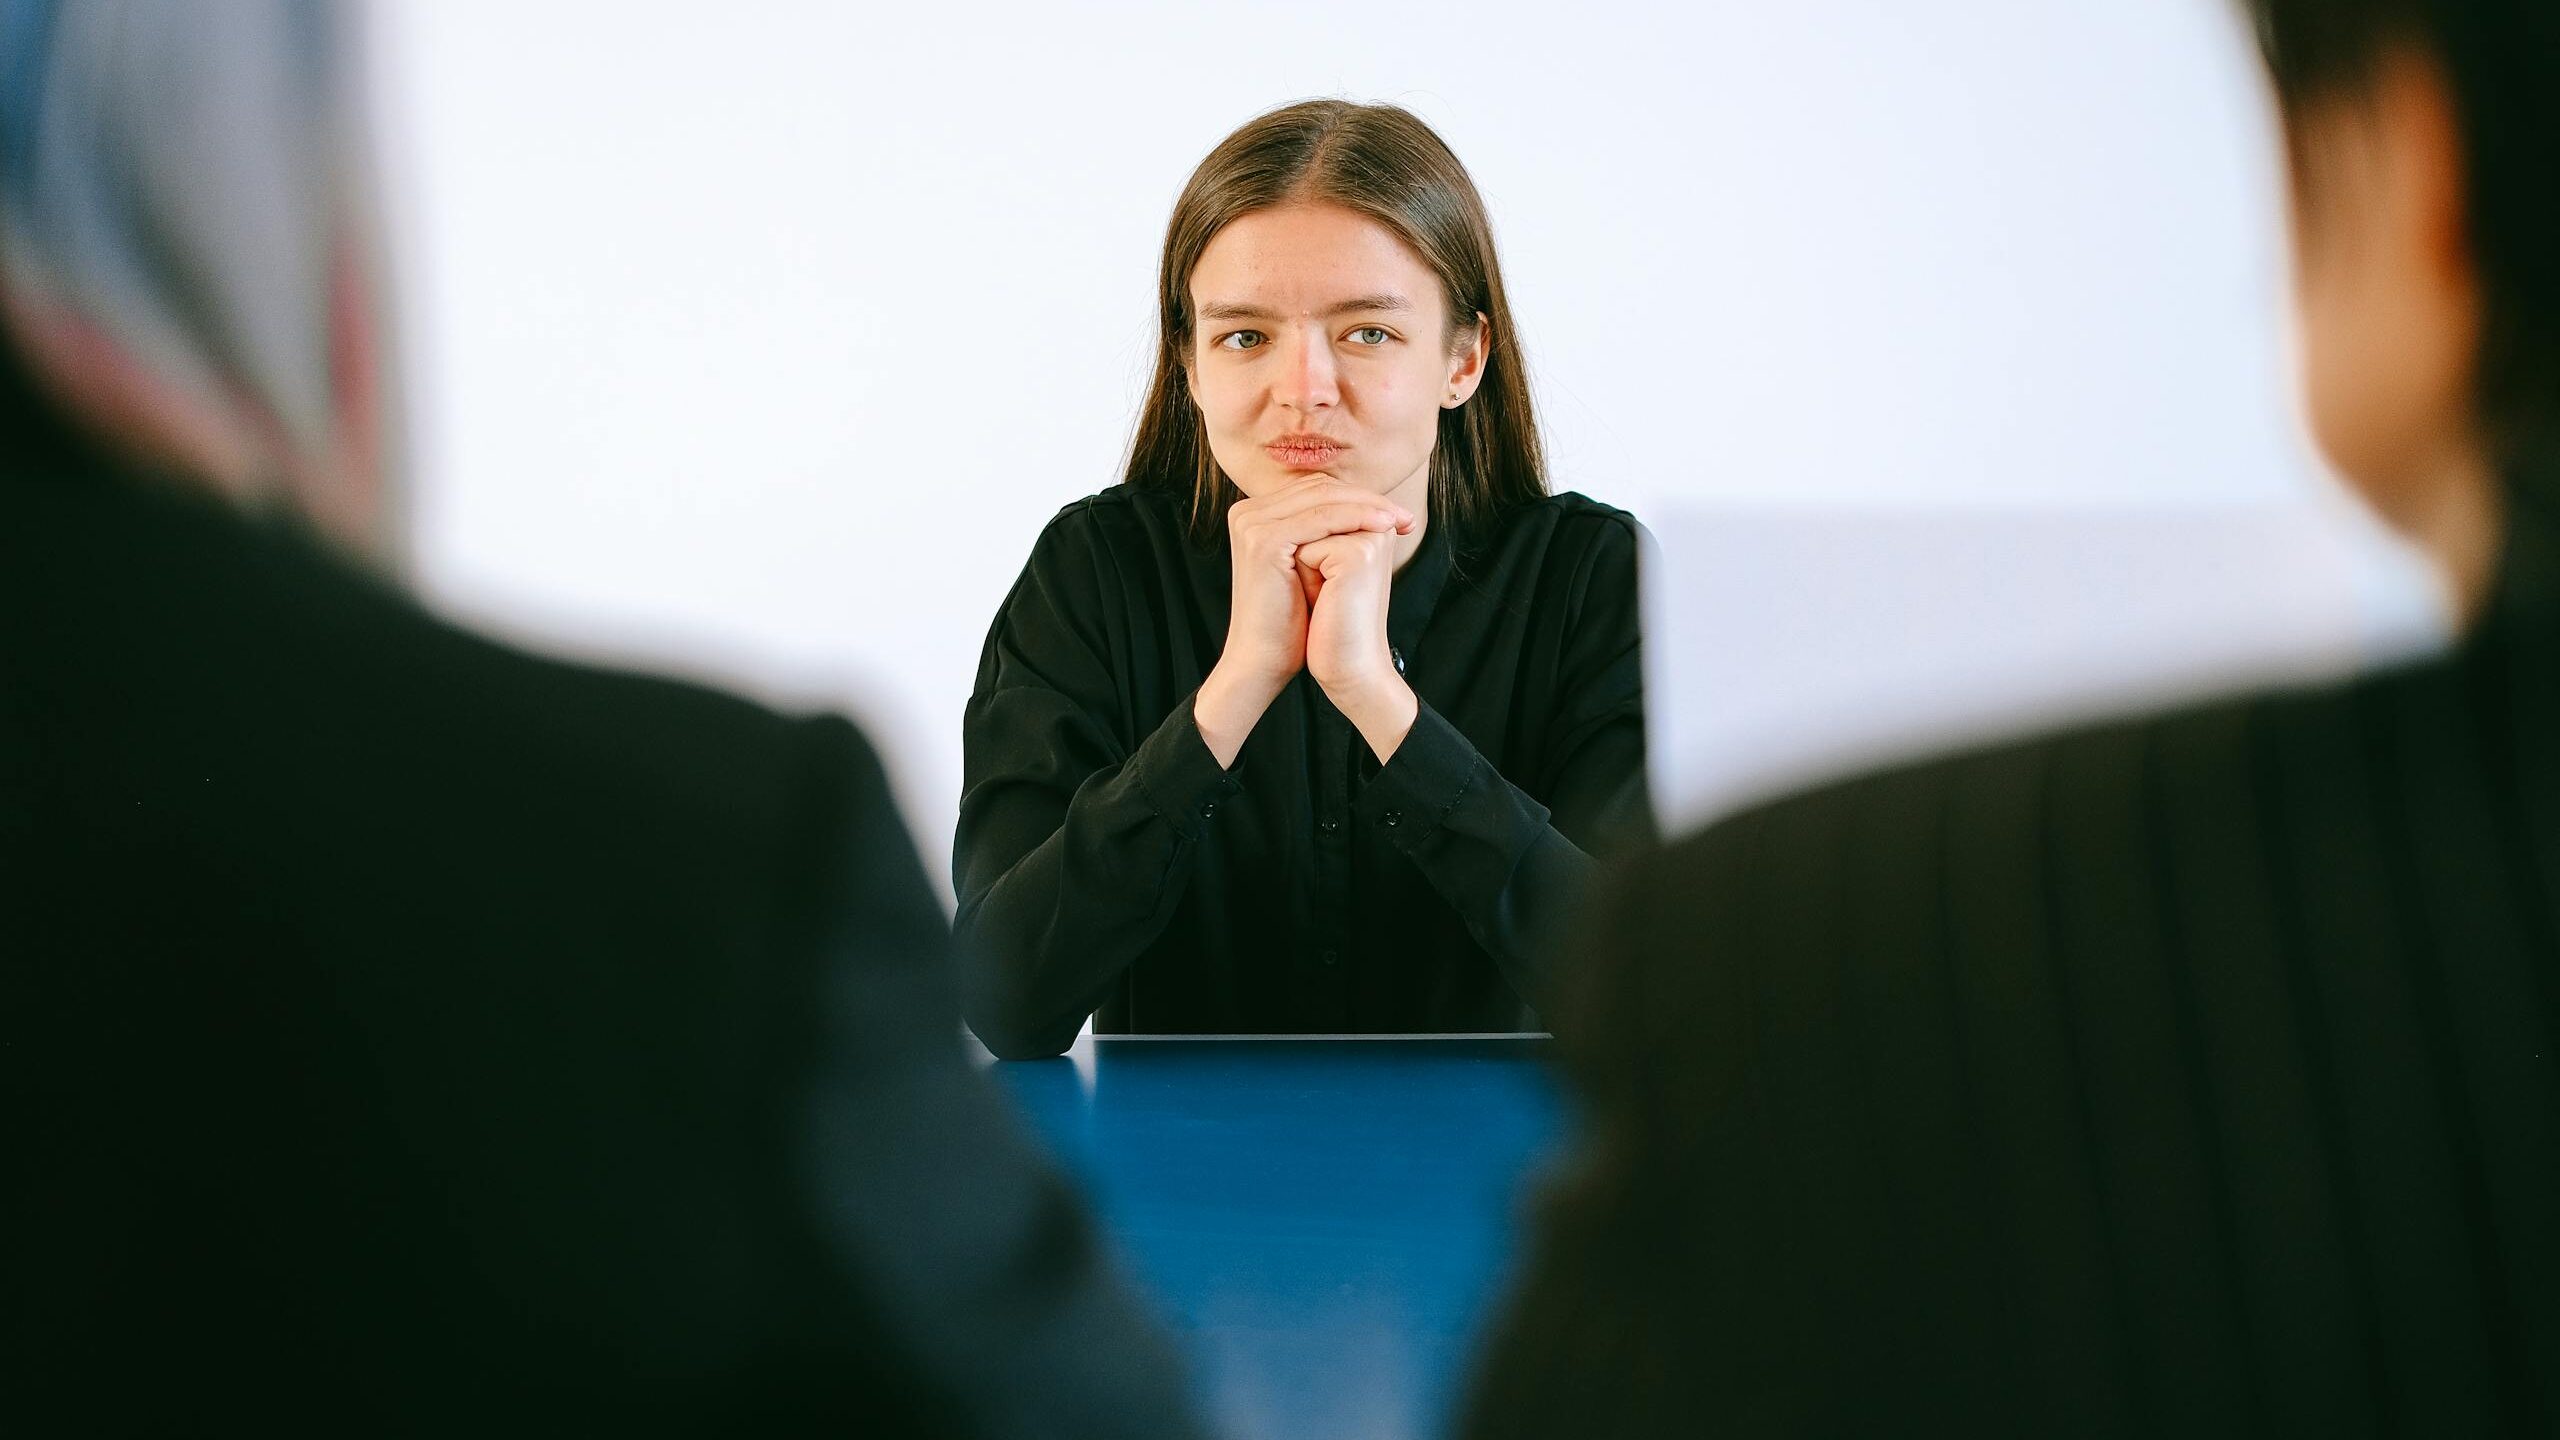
[1265,439,1345,470]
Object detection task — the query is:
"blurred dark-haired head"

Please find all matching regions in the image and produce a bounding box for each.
[2243,0,2560,600]
[0,0,397,561]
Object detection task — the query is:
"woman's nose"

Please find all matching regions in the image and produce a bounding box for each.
[1275,328,1340,412]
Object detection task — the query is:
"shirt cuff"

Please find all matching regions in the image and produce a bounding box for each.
[1354,700,1484,847]
[1132,690,1243,841]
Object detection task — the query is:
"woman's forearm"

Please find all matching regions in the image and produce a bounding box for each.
[953,693,1239,1057]
[1352,702,1645,1016]
[1194,658,1289,769]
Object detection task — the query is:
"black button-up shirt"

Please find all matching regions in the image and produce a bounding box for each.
[953,484,1653,1056]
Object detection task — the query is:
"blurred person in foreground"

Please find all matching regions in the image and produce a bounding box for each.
[0,3,1203,1433]
[1466,0,2560,1433]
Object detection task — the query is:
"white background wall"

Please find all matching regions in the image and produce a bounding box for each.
[373,0,2444,891]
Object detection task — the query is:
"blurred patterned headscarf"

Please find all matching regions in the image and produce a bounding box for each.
[0,0,399,563]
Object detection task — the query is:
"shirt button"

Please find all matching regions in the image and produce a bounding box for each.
[1201,801,1218,819]
[1319,819,1341,835]
[1383,810,1403,828]
[1321,948,1341,967]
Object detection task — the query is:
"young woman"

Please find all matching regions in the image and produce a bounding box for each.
[954,100,1654,1057]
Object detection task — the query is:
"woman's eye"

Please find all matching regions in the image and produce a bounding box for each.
[1217,331,1265,352]
[1347,327,1391,346]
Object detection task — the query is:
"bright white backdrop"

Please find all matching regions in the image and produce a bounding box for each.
[374,0,2444,899]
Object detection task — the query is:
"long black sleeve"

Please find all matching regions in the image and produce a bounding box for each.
[1351,516,1653,1014]
[953,509,1240,1057]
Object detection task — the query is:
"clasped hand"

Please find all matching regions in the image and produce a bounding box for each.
[1193,475,1421,767]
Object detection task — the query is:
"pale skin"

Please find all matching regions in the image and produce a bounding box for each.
[2284,48,2499,619]
[1185,202,1491,767]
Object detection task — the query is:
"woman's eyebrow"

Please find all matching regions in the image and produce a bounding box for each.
[1199,301,1279,322]
[1197,294,1415,323]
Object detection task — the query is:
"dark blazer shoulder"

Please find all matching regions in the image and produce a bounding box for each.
[1640,650,2414,872]
[4,469,876,923]
[1578,654,2427,1051]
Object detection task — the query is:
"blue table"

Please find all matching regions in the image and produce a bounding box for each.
[995,1037,1563,1440]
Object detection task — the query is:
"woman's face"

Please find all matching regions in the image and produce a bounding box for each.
[1185,202,1488,507]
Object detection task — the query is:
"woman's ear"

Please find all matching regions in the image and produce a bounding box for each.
[1445,312,1492,408]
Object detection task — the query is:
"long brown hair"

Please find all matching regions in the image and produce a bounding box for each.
[1122,99,1549,543]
